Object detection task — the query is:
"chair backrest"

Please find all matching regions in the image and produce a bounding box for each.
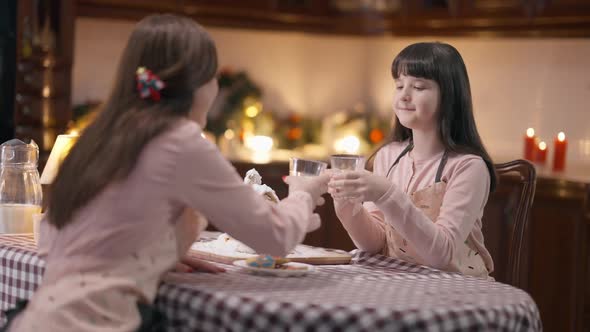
[481,159,536,290]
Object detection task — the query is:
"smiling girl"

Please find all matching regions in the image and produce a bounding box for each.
[328,42,496,277]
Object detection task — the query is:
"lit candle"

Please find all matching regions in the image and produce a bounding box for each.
[334,135,361,154]
[552,132,567,172]
[535,141,547,165]
[524,128,536,161]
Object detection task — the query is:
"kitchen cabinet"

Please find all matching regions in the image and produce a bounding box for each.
[77,0,590,37]
[12,0,75,159]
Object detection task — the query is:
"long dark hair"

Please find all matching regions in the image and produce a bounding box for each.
[371,42,496,192]
[48,14,218,228]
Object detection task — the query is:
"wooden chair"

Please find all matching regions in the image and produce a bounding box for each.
[482,159,537,290]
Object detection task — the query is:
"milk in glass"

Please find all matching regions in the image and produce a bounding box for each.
[0,139,43,234]
[0,204,42,233]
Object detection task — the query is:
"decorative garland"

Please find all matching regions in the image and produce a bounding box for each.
[206,68,262,138]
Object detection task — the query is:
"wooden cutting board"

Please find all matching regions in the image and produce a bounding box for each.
[190,239,352,265]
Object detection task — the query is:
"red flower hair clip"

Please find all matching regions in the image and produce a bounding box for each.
[136,67,165,101]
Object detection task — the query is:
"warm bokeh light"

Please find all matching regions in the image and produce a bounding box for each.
[224,129,235,140]
[245,105,260,118]
[369,128,384,143]
[40,134,79,185]
[287,127,302,140]
[558,132,566,142]
[334,135,360,154]
[244,135,274,153]
[538,141,547,151]
[526,128,535,138]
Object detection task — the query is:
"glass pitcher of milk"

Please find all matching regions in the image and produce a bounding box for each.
[0,139,42,233]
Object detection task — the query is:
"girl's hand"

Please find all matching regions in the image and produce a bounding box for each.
[328,170,391,203]
[284,174,330,207]
[174,256,226,273]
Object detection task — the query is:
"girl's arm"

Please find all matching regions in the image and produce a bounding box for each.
[332,151,392,253]
[173,208,225,273]
[374,157,490,269]
[174,208,206,256]
[171,125,317,258]
[333,201,386,254]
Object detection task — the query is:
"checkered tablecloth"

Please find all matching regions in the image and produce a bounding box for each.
[1,234,542,331]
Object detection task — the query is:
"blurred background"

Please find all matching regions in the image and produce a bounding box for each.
[2,0,589,167]
[71,2,590,167]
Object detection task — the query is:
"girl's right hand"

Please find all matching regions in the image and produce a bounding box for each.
[328,170,390,203]
[284,174,330,207]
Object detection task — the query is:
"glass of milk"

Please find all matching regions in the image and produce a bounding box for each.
[0,139,42,234]
[289,158,327,176]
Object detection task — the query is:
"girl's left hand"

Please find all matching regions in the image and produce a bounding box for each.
[174,256,226,273]
[328,170,391,203]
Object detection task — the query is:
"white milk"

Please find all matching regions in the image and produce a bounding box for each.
[0,204,42,234]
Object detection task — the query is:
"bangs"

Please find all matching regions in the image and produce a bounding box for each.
[391,43,438,81]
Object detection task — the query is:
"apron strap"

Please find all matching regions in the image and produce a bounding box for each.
[385,143,449,184]
[385,143,413,178]
[434,150,449,183]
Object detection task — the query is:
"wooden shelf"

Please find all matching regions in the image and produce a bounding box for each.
[76,0,590,37]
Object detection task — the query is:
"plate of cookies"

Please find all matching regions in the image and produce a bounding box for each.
[233,255,315,277]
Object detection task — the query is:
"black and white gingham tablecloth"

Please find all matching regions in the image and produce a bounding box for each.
[1,234,541,331]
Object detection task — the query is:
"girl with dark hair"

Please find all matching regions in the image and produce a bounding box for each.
[328,42,496,277]
[3,14,328,332]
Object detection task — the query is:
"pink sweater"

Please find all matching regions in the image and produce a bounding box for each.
[39,119,316,285]
[11,120,319,331]
[338,141,494,276]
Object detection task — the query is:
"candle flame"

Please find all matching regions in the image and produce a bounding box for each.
[526,128,535,137]
[244,135,273,153]
[334,135,361,154]
[42,86,51,98]
[539,141,547,151]
[224,129,235,140]
[557,132,565,142]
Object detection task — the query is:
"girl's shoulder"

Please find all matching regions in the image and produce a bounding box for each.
[371,140,411,173]
[375,140,411,162]
[155,119,202,146]
[167,119,202,140]
[446,152,486,169]
[443,152,489,182]
[146,119,209,159]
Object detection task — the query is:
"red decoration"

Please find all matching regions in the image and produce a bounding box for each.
[287,127,302,140]
[369,128,385,144]
[523,128,536,161]
[136,67,165,101]
[552,132,567,172]
[535,141,547,165]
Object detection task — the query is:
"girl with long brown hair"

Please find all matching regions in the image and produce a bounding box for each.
[4,14,328,331]
[328,42,495,278]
